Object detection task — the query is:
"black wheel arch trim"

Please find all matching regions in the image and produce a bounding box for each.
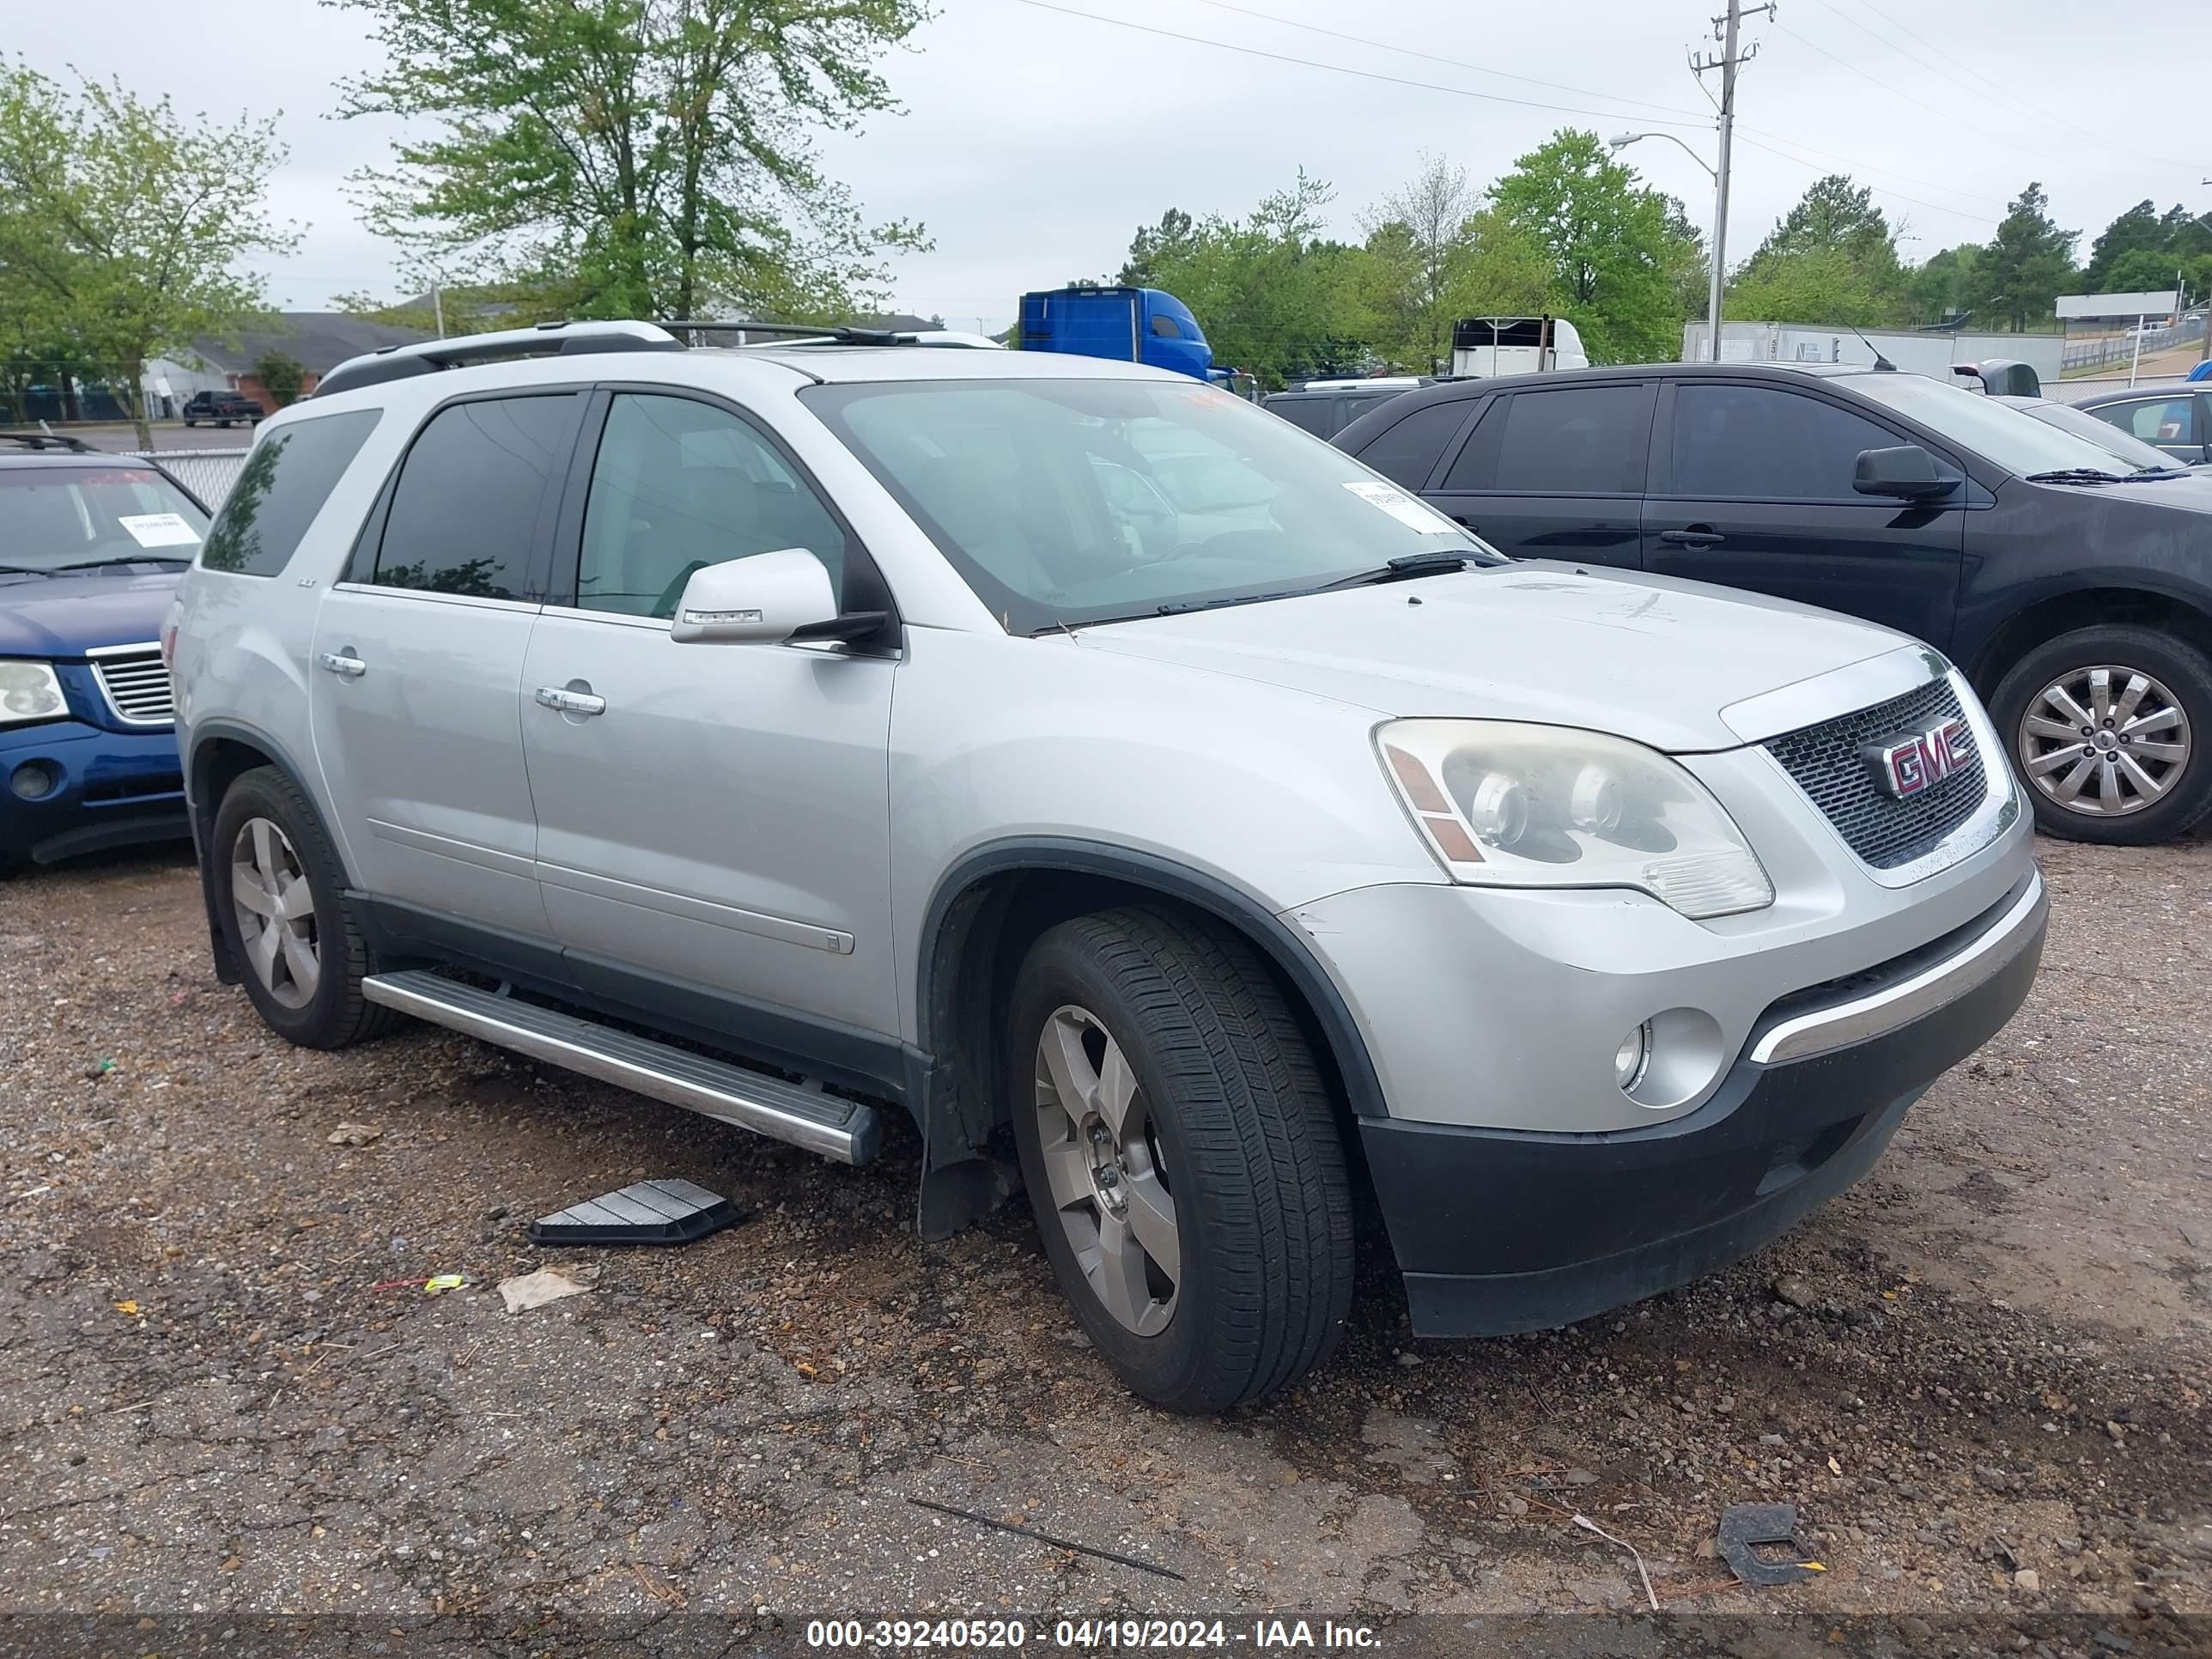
[915,837,1389,1124]
[185,718,353,985]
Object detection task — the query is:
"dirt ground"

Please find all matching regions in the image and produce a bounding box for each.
[1,833,2207,1650]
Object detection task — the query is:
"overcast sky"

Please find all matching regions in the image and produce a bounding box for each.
[15,0,2210,332]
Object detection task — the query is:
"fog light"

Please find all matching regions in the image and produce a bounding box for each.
[9,761,57,800]
[1613,1022,1652,1091]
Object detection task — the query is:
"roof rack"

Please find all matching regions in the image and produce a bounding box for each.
[314,320,686,399]
[661,319,915,348]
[0,429,94,453]
[313,315,937,399]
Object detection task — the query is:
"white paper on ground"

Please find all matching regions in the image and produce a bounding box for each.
[117,512,202,548]
[497,1267,592,1315]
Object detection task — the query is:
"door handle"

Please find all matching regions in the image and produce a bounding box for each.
[317,650,367,678]
[1451,514,1479,531]
[534,685,607,717]
[1658,528,1726,549]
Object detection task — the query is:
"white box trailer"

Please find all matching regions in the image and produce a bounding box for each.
[1449,316,1589,378]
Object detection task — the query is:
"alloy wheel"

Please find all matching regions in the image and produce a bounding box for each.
[229,817,320,1009]
[2016,664,2191,818]
[1032,1004,1180,1337]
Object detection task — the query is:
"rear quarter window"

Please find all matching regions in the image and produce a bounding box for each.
[199,409,382,577]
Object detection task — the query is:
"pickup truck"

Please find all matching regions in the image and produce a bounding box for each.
[182,390,265,428]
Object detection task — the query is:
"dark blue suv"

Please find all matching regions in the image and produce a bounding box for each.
[1,434,209,872]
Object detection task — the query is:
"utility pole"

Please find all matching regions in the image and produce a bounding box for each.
[432,283,447,339]
[1691,0,1773,362]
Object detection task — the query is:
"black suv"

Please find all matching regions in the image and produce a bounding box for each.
[1335,362,2212,845]
[181,390,264,428]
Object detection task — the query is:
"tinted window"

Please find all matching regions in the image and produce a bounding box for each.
[1355,400,1471,488]
[1485,385,1650,494]
[577,394,846,617]
[1667,384,1911,499]
[372,396,574,599]
[200,410,378,576]
[1264,396,1338,437]
[1149,313,1181,338]
[2094,398,2197,447]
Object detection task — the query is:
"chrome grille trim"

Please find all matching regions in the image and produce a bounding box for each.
[1759,668,2020,885]
[88,643,174,727]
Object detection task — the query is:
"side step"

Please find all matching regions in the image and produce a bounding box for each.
[360,969,881,1166]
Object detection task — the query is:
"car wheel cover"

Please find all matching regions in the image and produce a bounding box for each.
[1032,1004,1180,1337]
[2017,663,2191,817]
[229,816,321,1009]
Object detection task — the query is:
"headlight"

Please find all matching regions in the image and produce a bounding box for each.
[0,662,66,726]
[1377,719,1774,920]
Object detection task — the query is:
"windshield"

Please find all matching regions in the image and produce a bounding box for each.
[1843,373,2178,478]
[801,377,1492,631]
[0,465,210,572]
[2016,400,2189,471]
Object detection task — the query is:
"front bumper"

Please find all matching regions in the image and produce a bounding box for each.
[1359,870,2046,1336]
[0,720,189,863]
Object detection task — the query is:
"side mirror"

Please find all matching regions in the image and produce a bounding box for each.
[1854,445,1957,501]
[669,550,836,644]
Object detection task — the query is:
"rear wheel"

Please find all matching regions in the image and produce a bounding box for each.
[1007,907,1354,1413]
[210,767,394,1048]
[1990,625,2212,845]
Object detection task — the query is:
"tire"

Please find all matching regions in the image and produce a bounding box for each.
[1989,624,2212,845]
[210,766,395,1048]
[183,418,196,428]
[1006,906,1354,1413]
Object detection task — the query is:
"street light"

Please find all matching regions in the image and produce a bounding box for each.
[1613,130,1725,363]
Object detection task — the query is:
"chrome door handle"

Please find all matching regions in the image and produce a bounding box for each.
[534,685,606,717]
[317,651,367,678]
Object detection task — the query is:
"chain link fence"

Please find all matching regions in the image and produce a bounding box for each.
[130,448,251,509]
[2060,313,2206,374]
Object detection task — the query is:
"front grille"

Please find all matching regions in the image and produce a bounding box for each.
[90,645,175,727]
[1764,677,1986,870]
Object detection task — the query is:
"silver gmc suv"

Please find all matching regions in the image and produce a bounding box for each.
[167,321,2045,1413]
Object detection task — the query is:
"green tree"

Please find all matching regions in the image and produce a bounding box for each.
[2082,199,2163,290]
[1490,129,1694,363]
[1359,153,1477,374]
[330,0,932,323]
[1905,243,1981,325]
[0,60,292,446]
[253,349,307,408]
[1727,174,1905,325]
[1116,210,1196,288]
[1970,183,2076,332]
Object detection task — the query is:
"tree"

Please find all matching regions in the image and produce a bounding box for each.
[0,60,293,446]
[1117,210,1196,288]
[1971,183,2076,332]
[1360,153,1477,373]
[1727,174,1905,325]
[1905,243,1981,325]
[1490,129,1695,363]
[2082,199,2163,290]
[253,350,307,408]
[331,0,932,323]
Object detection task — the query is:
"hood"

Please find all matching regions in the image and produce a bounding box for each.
[1077,562,1911,752]
[0,567,183,659]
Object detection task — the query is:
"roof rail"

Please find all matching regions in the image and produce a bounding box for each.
[661,319,915,347]
[0,429,93,453]
[313,320,684,400]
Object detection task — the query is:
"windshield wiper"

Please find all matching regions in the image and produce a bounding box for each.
[0,562,54,575]
[1308,550,1480,592]
[2024,468,2127,485]
[52,553,195,571]
[1152,587,1308,617]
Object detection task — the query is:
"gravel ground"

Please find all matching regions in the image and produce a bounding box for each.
[1,836,2207,1647]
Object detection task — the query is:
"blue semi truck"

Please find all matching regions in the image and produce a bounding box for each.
[1018,285,1252,394]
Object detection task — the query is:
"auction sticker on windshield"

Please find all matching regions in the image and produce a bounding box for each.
[118,513,203,548]
[1342,478,1456,533]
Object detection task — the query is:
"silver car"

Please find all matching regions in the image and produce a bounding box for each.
[167,322,2045,1413]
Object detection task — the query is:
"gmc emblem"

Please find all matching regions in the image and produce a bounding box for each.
[1863,718,1974,799]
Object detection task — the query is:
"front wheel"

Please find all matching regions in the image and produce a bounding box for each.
[1007,907,1354,1413]
[1990,625,2212,845]
[210,766,395,1048]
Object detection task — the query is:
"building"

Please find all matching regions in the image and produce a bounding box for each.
[144,313,433,416]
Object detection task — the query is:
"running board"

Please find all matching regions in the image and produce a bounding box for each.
[360,969,880,1166]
